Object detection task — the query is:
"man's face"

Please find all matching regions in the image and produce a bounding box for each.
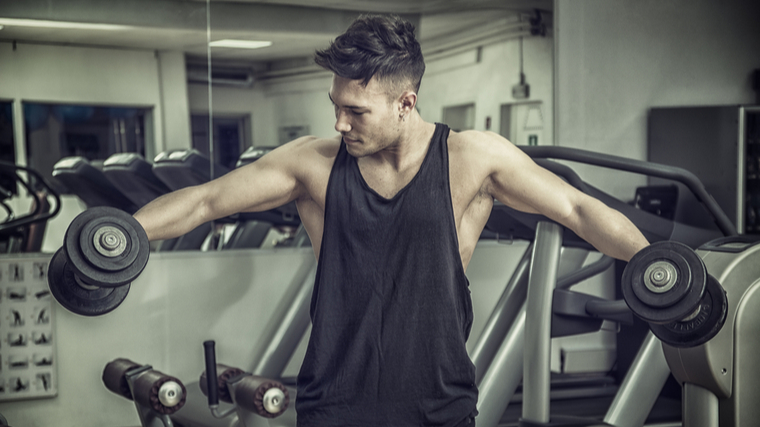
[329,75,401,158]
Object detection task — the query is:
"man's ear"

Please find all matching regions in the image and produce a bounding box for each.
[398,91,417,115]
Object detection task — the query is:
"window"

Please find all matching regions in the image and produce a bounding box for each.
[191,114,250,172]
[23,103,151,193]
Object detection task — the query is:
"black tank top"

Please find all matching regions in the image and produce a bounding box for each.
[296,123,478,427]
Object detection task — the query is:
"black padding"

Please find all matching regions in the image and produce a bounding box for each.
[152,149,230,191]
[52,157,138,214]
[102,153,171,208]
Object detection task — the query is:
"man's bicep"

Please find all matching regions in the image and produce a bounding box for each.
[206,144,305,217]
[488,142,578,221]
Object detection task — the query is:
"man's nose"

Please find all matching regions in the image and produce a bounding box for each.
[335,111,351,134]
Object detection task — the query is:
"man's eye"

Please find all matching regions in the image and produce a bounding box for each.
[352,111,364,116]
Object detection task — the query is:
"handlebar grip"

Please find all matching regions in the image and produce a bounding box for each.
[203,340,219,406]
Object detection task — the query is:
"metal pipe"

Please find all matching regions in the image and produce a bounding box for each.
[557,255,614,289]
[470,243,532,383]
[250,261,316,377]
[522,221,563,423]
[475,306,526,427]
[604,331,671,427]
[683,383,720,427]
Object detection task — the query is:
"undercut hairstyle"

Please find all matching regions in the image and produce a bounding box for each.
[315,14,426,96]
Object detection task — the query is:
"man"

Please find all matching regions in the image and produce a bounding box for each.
[134,14,649,427]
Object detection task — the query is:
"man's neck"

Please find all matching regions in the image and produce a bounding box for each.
[370,112,436,172]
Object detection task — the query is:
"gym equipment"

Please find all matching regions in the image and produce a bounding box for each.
[103,358,187,427]
[0,161,61,253]
[169,259,316,427]
[476,145,735,427]
[102,153,171,209]
[152,149,230,191]
[201,341,290,425]
[623,236,760,426]
[52,156,139,214]
[47,206,149,316]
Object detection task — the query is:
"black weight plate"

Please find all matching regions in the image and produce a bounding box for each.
[48,248,130,316]
[79,216,140,271]
[64,207,149,288]
[630,250,692,308]
[622,241,707,324]
[651,275,728,348]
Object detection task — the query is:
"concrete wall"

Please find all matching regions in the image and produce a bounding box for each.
[555,0,760,199]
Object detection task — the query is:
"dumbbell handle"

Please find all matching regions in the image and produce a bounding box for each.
[203,340,219,407]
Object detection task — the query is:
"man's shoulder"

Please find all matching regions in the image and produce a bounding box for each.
[288,134,341,156]
[275,135,341,170]
[447,129,516,160]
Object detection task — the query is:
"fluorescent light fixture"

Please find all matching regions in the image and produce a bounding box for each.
[209,39,272,49]
[0,18,132,31]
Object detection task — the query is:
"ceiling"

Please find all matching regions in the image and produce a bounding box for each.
[0,0,552,70]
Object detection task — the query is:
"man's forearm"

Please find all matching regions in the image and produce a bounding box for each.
[574,198,650,262]
[133,186,211,241]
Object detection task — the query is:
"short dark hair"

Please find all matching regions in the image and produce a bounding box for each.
[315,14,425,94]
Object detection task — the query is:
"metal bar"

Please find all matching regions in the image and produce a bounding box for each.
[520,145,738,237]
[604,331,671,427]
[738,107,746,233]
[475,305,526,427]
[250,261,316,377]
[470,243,532,383]
[556,254,614,289]
[683,383,720,427]
[522,221,563,423]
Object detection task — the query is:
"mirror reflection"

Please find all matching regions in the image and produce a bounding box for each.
[0,0,553,252]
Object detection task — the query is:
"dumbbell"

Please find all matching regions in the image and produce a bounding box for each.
[48,206,149,316]
[621,241,728,348]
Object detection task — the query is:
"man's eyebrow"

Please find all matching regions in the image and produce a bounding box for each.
[327,92,366,110]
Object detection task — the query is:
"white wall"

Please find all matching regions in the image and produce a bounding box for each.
[192,35,554,148]
[187,75,338,147]
[419,35,554,144]
[555,0,760,199]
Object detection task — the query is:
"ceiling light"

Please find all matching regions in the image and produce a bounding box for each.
[0,18,132,31]
[209,40,272,49]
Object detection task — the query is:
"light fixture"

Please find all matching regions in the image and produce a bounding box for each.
[209,40,272,49]
[0,18,132,31]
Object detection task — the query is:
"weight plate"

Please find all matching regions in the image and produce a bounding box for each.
[48,247,130,316]
[622,241,706,324]
[651,274,728,348]
[631,251,692,308]
[64,207,149,288]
